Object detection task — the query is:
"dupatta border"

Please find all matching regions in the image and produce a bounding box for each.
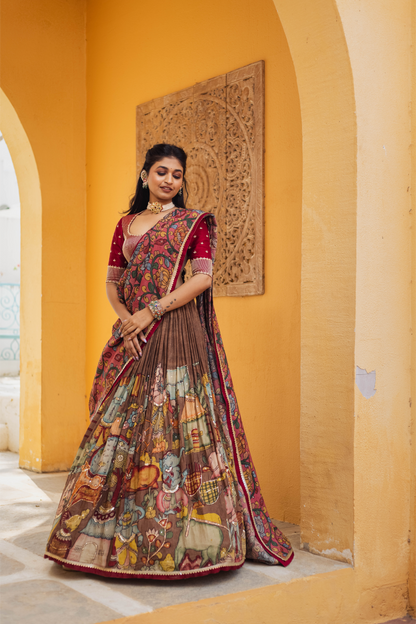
[89,358,134,423]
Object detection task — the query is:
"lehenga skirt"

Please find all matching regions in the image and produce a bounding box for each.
[45,301,247,579]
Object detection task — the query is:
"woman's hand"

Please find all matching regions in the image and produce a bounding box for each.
[123,334,143,360]
[121,307,153,342]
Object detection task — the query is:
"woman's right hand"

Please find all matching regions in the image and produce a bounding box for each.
[120,313,146,361]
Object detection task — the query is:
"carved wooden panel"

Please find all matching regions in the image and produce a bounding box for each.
[136,61,264,296]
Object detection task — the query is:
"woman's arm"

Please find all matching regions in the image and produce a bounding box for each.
[120,273,212,343]
[156,273,212,316]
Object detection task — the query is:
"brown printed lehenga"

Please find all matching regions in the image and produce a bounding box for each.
[44,207,293,579]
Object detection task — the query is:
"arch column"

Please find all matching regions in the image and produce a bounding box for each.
[1,0,87,472]
[272,6,413,615]
[272,0,357,561]
[1,85,87,472]
[1,89,43,469]
[337,0,413,603]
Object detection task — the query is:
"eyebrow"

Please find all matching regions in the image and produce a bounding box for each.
[156,166,183,173]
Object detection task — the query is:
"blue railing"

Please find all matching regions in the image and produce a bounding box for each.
[0,283,20,360]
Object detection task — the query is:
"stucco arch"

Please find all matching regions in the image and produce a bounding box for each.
[1,0,87,473]
[271,0,357,560]
[0,88,43,468]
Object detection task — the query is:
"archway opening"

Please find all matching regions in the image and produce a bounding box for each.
[0,130,21,453]
[0,88,43,470]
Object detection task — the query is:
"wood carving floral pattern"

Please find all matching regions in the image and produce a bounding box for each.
[136,61,264,296]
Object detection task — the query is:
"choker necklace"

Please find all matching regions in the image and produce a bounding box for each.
[147,201,175,215]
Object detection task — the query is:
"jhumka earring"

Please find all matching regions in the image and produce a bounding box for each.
[179,187,183,196]
[141,170,148,189]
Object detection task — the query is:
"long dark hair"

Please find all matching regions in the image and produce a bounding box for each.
[127,143,188,215]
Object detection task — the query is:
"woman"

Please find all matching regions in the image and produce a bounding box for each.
[44,143,293,579]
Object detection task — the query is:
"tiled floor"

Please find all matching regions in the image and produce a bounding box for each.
[0,451,352,623]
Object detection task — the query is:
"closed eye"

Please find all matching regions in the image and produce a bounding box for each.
[157,172,181,179]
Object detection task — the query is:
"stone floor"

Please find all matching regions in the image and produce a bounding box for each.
[0,451,352,623]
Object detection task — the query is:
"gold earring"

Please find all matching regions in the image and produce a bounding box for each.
[179,187,183,196]
[141,170,148,189]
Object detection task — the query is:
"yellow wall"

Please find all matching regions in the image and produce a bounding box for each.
[409,0,416,612]
[2,0,415,620]
[339,0,412,601]
[98,0,415,621]
[86,0,302,523]
[0,0,87,471]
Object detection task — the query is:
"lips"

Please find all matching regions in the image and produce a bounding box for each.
[160,186,172,192]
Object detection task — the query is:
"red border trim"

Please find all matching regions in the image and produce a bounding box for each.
[44,554,244,580]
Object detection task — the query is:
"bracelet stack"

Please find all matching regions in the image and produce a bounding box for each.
[148,299,165,321]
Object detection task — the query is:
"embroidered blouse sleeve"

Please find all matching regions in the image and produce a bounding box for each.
[188,219,213,277]
[106,218,128,284]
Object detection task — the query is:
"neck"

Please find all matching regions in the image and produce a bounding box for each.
[148,195,173,206]
[157,201,175,211]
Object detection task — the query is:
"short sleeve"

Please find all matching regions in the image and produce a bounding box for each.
[188,219,213,277]
[106,218,128,284]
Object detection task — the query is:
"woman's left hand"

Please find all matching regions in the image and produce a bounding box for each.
[121,307,153,340]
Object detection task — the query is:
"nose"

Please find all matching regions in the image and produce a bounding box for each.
[165,172,174,185]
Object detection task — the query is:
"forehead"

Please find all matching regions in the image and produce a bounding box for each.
[152,157,183,172]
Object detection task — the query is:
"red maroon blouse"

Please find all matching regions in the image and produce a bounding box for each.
[106,213,213,284]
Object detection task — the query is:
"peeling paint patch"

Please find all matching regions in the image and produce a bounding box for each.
[320,548,353,565]
[356,366,376,399]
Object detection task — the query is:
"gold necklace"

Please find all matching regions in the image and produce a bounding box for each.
[147,201,175,214]
[147,202,163,214]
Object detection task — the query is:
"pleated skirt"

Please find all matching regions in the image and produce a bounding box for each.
[45,300,246,579]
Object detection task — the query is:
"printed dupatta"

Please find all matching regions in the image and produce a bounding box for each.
[89,208,293,566]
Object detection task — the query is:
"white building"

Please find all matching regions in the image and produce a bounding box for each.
[0,133,20,451]
[0,133,20,284]
[0,133,20,375]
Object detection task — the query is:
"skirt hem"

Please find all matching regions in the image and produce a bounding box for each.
[44,552,245,580]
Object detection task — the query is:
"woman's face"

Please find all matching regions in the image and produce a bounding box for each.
[147,157,183,204]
